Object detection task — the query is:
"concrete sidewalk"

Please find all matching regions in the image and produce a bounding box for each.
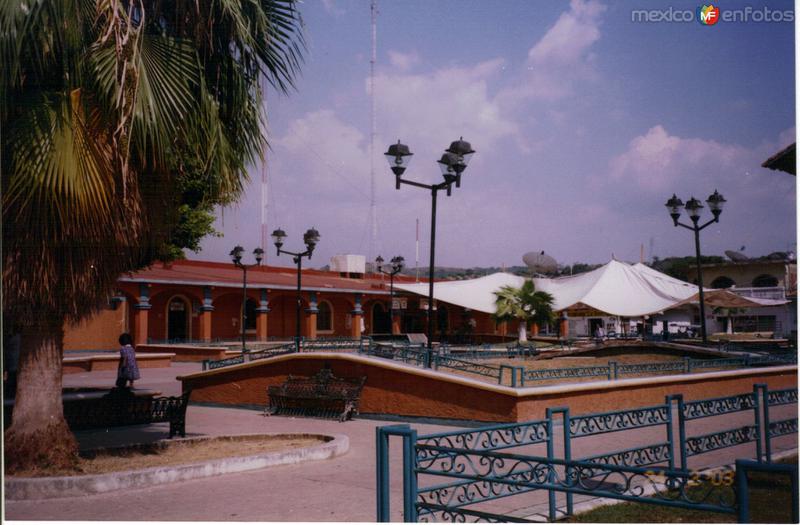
[5,362,797,522]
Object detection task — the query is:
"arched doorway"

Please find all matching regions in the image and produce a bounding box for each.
[710,276,736,289]
[167,296,190,342]
[752,274,779,287]
[372,303,391,334]
[244,298,257,333]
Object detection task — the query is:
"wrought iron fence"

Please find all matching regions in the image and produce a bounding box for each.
[300,337,368,352]
[246,342,297,362]
[432,355,503,381]
[719,341,792,353]
[763,387,799,462]
[377,384,798,522]
[521,364,612,384]
[513,354,796,386]
[199,336,795,382]
[202,342,297,370]
[439,343,541,360]
[201,338,367,371]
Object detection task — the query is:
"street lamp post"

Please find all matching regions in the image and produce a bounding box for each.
[229,246,264,352]
[665,190,726,345]
[385,138,475,367]
[375,255,405,333]
[271,227,321,351]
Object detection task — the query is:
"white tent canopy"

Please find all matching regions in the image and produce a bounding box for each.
[395,259,704,317]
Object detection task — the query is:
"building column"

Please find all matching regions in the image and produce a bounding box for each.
[351,293,363,338]
[256,289,270,342]
[133,283,151,346]
[198,286,214,343]
[305,291,319,340]
[559,312,569,339]
[391,312,402,335]
[531,323,539,336]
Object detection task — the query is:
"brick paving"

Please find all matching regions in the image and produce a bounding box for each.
[5,362,796,522]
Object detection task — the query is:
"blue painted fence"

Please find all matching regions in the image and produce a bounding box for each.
[377,383,798,522]
[200,336,795,384]
[201,337,370,371]
[514,354,796,386]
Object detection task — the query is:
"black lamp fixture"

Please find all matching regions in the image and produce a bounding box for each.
[272,227,321,351]
[376,255,405,334]
[385,137,475,366]
[229,246,264,352]
[664,189,726,345]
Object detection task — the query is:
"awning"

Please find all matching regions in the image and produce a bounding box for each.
[669,289,787,310]
[395,259,704,317]
[395,259,790,317]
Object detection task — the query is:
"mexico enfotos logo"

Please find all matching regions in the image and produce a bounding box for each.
[632,4,793,24]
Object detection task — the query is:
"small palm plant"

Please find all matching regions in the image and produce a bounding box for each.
[712,306,746,334]
[493,280,555,342]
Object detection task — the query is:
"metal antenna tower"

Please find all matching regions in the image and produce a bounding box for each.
[368,0,378,267]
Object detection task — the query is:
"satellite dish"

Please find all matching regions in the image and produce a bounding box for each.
[725,250,749,262]
[522,250,558,274]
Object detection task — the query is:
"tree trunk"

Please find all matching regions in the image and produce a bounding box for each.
[518,321,528,343]
[4,321,78,474]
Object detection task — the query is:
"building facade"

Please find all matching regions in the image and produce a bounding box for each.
[63,259,512,350]
[685,259,797,335]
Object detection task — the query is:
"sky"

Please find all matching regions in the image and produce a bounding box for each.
[197,0,797,270]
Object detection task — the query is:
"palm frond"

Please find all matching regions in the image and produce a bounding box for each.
[493,280,556,324]
[92,33,200,167]
[0,0,95,122]
[4,91,114,240]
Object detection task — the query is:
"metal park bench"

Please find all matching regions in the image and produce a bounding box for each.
[62,388,191,438]
[265,368,367,422]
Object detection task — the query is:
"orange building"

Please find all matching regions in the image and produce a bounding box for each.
[63,259,514,350]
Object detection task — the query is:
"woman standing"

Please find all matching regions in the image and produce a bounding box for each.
[116,333,141,388]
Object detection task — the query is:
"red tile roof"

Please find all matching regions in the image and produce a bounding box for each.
[120,259,425,295]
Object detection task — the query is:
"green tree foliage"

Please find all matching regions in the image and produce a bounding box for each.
[650,255,726,282]
[1,0,304,472]
[493,280,555,342]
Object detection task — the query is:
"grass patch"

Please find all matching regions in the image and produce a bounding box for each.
[570,458,797,523]
[8,434,326,478]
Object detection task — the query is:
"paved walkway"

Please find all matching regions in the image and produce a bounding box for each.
[5,362,797,522]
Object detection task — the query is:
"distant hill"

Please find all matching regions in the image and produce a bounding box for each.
[319,253,793,282]
[401,263,602,280]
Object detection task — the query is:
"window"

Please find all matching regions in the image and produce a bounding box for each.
[317,301,332,331]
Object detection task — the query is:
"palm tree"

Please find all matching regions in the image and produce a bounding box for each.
[493,280,555,342]
[1,0,304,472]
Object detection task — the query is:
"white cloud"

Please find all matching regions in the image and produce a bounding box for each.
[608,125,745,192]
[321,0,344,16]
[374,59,519,166]
[387,50,420,72]
[500,0,606,104]
[274,109,370,197]
[776,127,796,149]
[599,126,795,263]
[528,0,605,65]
